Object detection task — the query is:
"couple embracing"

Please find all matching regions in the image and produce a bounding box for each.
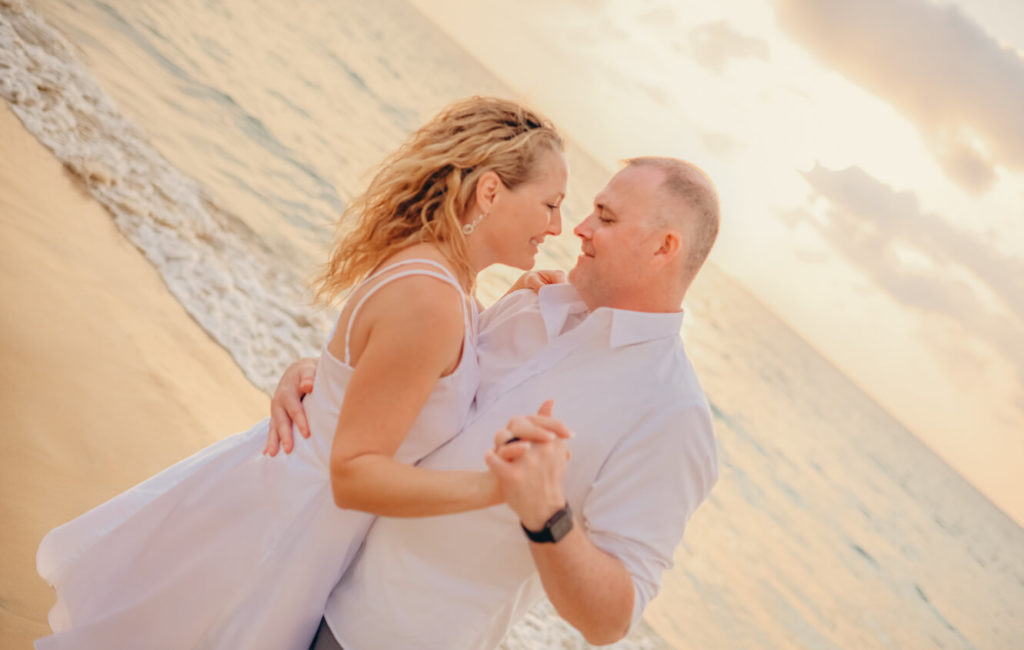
[36,97,719,649]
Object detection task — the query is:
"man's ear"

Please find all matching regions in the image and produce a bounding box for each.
[474,171,502,213]
[653,229,683,262]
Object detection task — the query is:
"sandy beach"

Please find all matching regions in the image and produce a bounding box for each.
[0,103,268,647]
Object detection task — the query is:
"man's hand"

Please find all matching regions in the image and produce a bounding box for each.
[484,401,571,529]
[506,269,567,295]
[488,401,634,644]
[263,358,317,456]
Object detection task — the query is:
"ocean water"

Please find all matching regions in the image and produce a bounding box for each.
[2,0,1023,648]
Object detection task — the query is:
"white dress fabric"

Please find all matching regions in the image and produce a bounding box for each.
[35,259,480,650]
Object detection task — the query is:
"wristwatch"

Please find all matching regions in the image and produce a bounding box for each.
[521,503,573,543]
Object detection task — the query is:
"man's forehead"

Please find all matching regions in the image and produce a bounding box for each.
[593,184,612,205]
[594,166,660,209]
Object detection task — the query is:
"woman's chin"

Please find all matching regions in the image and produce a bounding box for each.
[507,254,537,271]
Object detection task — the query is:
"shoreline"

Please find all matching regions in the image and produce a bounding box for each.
[0,103,268,646]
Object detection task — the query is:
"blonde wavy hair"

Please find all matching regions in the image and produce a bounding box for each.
[315,96,563,303]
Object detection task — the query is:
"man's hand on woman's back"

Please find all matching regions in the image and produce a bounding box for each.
[264,357,317,456]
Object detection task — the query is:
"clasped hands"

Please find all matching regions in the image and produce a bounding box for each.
[485,400,573,531]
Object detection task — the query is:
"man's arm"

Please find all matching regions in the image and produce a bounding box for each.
[487,403,717,645]
[525,523,634,644]
[485,408,633,645]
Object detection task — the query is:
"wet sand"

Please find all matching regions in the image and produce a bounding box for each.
[0,103,268,647]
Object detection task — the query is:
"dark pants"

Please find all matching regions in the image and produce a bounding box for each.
[309,617,343,650]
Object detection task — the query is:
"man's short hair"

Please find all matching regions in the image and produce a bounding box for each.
[624,156,720,276]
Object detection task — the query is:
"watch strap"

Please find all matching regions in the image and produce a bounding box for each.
[521,503,573,543]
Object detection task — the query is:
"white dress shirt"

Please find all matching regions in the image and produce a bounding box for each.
[324,284,718,649]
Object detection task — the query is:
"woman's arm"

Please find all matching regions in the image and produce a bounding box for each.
[327,275,496,517]
[502,269,567,298]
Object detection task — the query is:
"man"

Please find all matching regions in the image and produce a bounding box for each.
[270,157,721,648]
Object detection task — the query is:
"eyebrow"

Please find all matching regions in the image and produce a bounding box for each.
[595,201,618,219]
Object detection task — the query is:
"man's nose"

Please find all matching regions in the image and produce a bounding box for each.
[573,214,593,239]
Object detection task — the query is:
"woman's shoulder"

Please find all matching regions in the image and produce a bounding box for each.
[362,247,467,328]
[328,248,468,367]
[378,243,456,273]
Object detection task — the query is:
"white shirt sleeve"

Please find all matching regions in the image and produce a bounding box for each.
[478,288,534,333]
[580,401,718,627]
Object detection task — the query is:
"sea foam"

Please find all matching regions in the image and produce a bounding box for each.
[1,0,332,395]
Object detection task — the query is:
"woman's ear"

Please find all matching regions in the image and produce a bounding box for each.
[474,171,501,213]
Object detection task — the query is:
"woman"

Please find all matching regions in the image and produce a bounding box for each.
[35,96,569,650]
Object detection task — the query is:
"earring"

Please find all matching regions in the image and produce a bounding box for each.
[462,212,487,235]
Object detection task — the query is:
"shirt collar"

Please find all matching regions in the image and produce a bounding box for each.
[537,283,684,348]
[538,283,589,340]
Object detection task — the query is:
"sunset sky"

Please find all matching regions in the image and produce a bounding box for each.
[409,0,1024,524]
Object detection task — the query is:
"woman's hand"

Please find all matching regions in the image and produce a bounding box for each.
[490,400,573,456]
[506,269,567,296]
[264,358,318,456]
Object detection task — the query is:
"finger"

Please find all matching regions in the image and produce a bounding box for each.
[539,270,566,285]
[494,427,514,449]
[299,367,316,393]
[525,414,573,439]
[507,428,554,444]
[497,440,532,461]
[275,413,295,454]
[274,423,290,455]
[274,403,299,452]
[267,405,288,456]
[279,420,294,454]
[506,419,556,443]
[484,449,515,479]
[505,416,552,440]
[288,401,311,439]
[536,400,554,418]
[483,449,502,472]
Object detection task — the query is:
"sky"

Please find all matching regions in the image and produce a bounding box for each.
[407,0,1024,525]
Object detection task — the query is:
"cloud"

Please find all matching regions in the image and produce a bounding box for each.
[776,0,1024,194]
[793,163,1024,380]
[687,21,771,74]
[799,164,1024,317]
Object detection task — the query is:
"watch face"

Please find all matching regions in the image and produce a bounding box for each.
[549,508,574,542]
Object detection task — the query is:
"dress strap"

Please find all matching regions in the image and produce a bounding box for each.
[342,259,472,365]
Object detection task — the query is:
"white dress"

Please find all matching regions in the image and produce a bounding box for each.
[35,259,480,650]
